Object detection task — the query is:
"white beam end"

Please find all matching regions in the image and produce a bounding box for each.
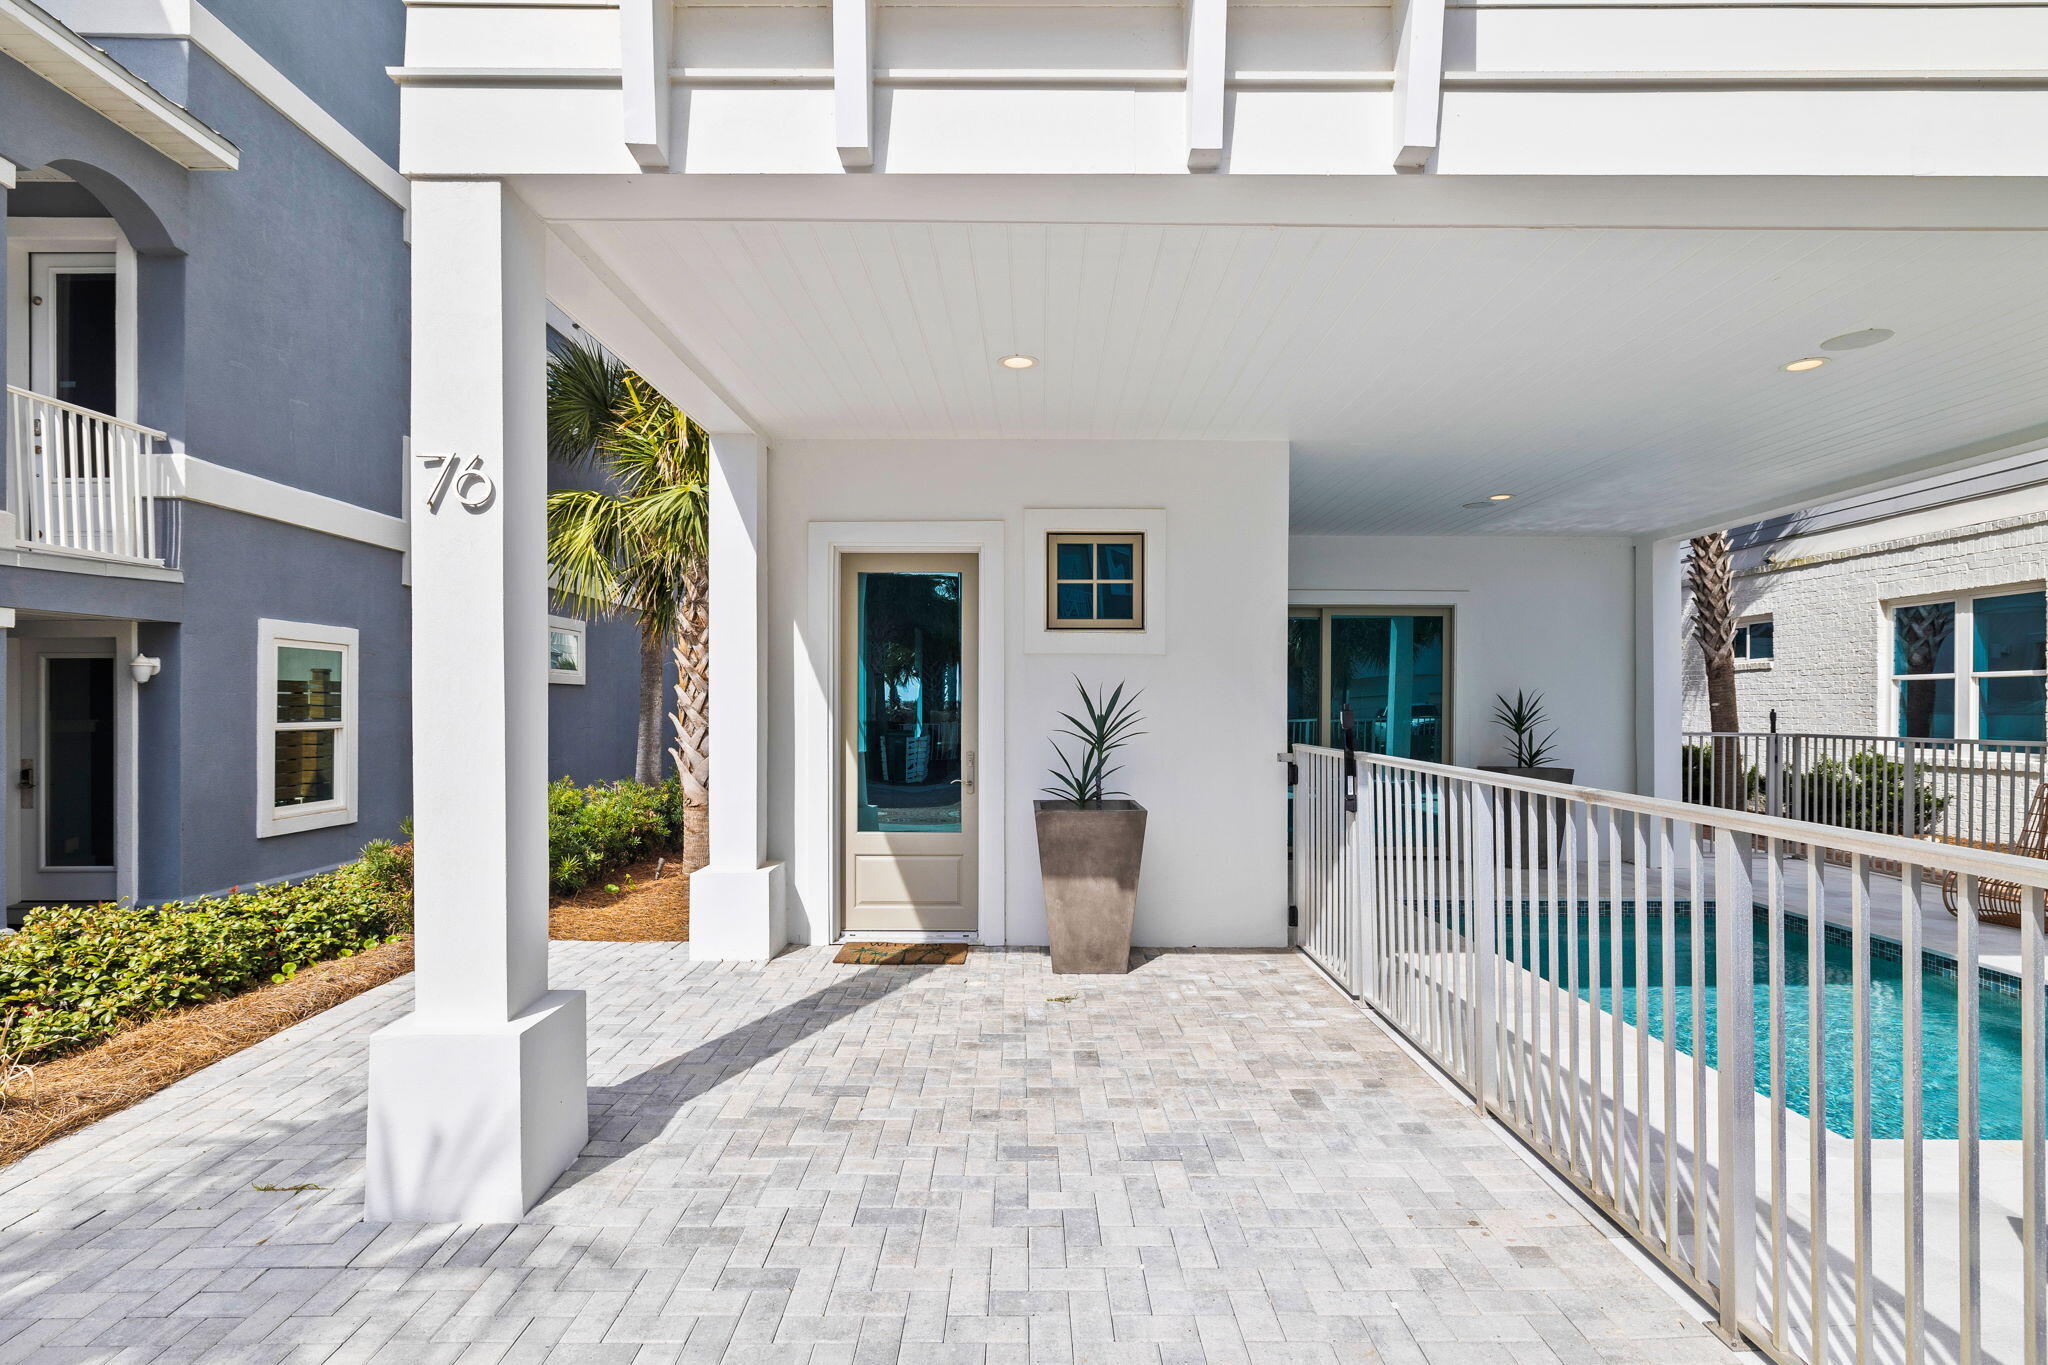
[833,0,875,170]
[1184,0,1226,172]
[621,0,672,170]
[1389,0,1445,170]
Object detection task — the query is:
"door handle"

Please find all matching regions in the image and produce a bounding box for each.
[17,761,33,810]
[964,750,976,796]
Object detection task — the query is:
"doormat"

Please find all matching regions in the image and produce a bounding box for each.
[833,941,970,966]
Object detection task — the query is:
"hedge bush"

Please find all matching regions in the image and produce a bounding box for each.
[547,777,687,895]
[0,862,409,1060]
[0,779,685,1064]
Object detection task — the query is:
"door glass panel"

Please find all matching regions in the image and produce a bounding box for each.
[1287,616,1321,745]
[1329,614,1445,762]
[855,571,964,833]
[55,271,117,417]
[45,657,114,867]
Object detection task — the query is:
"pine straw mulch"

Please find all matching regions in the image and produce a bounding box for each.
[548,854,691,942]
[0,848,695,1169]
[0,936,417,1168]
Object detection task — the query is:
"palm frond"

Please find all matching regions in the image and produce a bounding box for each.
[545,340,629,466]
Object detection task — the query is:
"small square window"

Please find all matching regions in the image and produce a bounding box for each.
[549,618,588,685]
[1733,618,1774,661]
[1046,533,1144,631]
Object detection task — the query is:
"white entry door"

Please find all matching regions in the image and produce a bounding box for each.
[12,635,120,905]
[840,554,978,934]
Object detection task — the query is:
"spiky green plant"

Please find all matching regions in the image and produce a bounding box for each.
[1491,690,1559,768]
[1042,678,1146,805]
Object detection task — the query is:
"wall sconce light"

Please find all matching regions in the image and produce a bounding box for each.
[130,653,161,685]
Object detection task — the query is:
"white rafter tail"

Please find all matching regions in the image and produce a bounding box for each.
[1184,0,1226,172]
[621,0,672,170]
[1389,0,1445,169]
[833,0,875,169]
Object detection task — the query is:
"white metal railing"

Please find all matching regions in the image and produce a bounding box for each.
[1291,743,2048,1365]
[6,386,168,563]
[1686,729,2048,854]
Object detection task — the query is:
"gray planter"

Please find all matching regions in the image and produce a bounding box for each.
[1034,799,1146,974]
[1477,766,1574,867]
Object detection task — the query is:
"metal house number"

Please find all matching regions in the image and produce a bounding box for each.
[419,452,497,513]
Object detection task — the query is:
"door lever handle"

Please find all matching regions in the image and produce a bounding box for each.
[964,750,976,795]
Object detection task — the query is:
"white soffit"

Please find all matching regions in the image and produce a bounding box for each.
[557,215,2048,536]
[0,0,239,170]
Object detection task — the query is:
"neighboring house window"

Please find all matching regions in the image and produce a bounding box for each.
[256,620,358,837]
[1734,617,1774,661]
[1046,533,1144,630]
[1890,589,2046,742]
[549,617,587,685]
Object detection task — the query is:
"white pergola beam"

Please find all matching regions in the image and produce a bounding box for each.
[621,0,671,170]
[1184,0,1226,171]
[368,178,587,1223]
[833,0,874,169]
[1389,0,1444,169]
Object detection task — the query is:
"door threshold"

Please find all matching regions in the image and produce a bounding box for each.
[837,930,981,945]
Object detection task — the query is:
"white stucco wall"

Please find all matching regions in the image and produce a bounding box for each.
[1288,534,1639,790]
[1681,511,2048,735]
[766,438,1291,951]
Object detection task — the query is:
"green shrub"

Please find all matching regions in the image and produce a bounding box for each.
[0,861,409,1060]
[547,777,686,895]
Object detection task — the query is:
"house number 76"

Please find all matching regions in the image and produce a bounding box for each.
[419,452,496,513]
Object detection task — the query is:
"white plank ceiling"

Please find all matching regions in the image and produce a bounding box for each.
[561,218,2048,534]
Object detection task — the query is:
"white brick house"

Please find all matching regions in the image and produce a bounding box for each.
[1682,460,2048,740]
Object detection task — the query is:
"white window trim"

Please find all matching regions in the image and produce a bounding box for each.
[1733,614,1774,671]
[548,615,588,685]
[1886,585,2047,741]
[256,618,359,838]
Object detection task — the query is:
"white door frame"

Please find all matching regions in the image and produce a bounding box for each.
[8,619,141,907]
[804,521,1007,945]
[6,219,139,423]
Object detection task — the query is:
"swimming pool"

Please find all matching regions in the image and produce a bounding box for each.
[1496,904,2031,1140]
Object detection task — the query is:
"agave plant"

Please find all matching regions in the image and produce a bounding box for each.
[1492,690,1559,769]
[1043,677,1145,805]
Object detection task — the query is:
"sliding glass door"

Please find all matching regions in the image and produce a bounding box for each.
[1287,607,1451,762]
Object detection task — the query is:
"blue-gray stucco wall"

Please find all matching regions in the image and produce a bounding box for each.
[550,614,653,785]
[198,0,405,165]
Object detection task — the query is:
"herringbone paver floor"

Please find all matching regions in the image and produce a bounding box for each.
[0,945,1732,1364]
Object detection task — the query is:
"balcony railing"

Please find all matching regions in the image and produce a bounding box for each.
[1290,743,2048,1365]
[6,386,169,564]
[1685,728,2048,854]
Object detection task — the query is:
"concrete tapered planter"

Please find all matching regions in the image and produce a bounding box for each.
[1477,766,1573,867]
[1034,799,1146,974]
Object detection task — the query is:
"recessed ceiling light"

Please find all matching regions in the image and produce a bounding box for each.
[1462,495,1517,509]
[1782,357,1828,372]
[1487,493,1514,501]
[1821,328,1895,352]
[998,354,1037,370]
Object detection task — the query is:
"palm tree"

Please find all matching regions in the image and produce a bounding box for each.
[1686,530,1742,807]
[544,341,711,864]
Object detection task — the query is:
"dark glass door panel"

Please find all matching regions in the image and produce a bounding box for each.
[855,571,965,833]
[45,657,114,868]
[1329,613,1445,762]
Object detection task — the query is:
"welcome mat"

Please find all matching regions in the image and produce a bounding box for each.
[833,941,970,966]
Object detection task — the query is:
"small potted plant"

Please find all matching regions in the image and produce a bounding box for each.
[1034,677,1146,974]
[1479,691,1573,866]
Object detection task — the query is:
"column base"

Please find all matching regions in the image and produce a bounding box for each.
[365,989,587,1222]
[688,862,787,961]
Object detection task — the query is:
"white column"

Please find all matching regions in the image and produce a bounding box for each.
[1633,535,1686,800]
[367,179,587,1223]
[689,431,787,960]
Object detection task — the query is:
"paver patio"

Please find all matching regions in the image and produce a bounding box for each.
[0,944,1734,1364]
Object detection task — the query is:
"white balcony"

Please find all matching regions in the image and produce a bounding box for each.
[5,385,169,565]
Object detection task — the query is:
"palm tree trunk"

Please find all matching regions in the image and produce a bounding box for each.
[1687,531,1743,807]
[668,557,711,874]
[635,630,664,785]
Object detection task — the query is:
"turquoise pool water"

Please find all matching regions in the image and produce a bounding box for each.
[1500,906,2032,1140]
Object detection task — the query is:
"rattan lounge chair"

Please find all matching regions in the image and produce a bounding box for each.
[1929,780,2048,928]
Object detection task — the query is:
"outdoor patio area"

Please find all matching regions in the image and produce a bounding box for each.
[0,944,1731,1364]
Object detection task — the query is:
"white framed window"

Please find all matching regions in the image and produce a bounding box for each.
[549,616,587,685]
[256,619,358,837]
[1733,615,1774,662]
[1888,588,2046,742]
[1045,532,1144,631]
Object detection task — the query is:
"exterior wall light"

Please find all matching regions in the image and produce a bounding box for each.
[998,354,1038,369]
[1782,357,1828,372]
[130,653,162,684]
